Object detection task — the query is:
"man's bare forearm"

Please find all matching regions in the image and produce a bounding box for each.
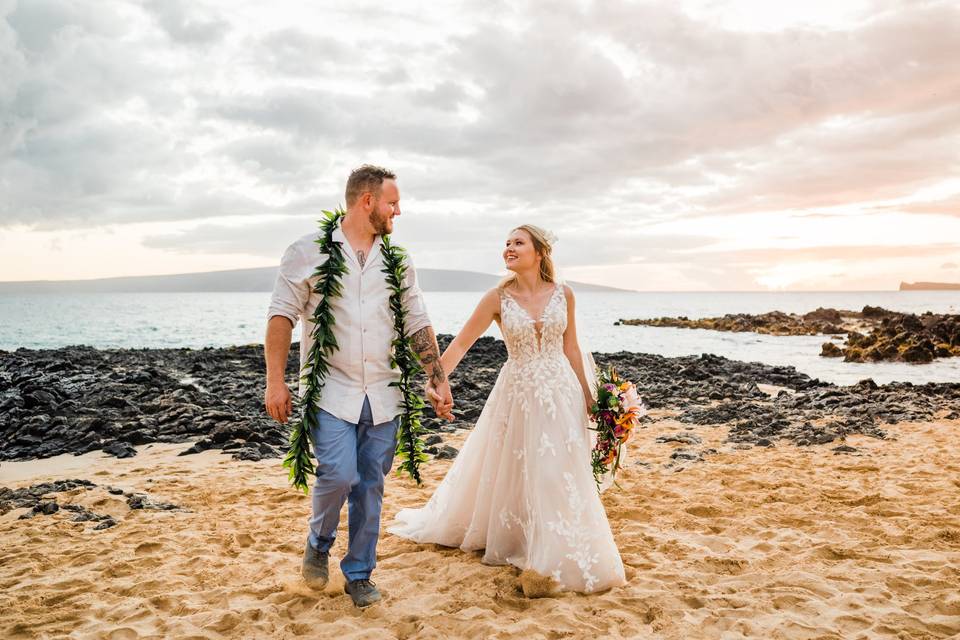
[265,316,294,384]
[410,325,446,386]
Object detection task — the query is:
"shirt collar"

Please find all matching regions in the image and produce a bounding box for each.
[331,225,384,268]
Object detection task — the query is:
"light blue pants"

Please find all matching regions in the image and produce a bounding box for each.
[308,396,398,582]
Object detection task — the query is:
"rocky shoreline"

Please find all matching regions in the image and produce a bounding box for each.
[2,336,959,468]
[618,306,960,363]
[0,478,183,530]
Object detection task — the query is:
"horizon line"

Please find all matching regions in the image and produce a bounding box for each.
[1,265,952,293]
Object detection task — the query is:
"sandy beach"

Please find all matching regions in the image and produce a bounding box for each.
[5,2,960,638]
[2,411,958,640]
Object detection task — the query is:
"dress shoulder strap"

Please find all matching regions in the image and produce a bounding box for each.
[496,286,509,309]
[550,281,564,303]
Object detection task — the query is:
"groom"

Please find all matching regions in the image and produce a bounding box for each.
[263,164,453,607]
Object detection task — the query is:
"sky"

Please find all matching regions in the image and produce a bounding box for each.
[1,0,959,291]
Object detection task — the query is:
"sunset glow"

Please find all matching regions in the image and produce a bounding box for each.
[1,0,958,291]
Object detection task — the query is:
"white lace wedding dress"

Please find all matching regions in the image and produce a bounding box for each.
[388,282,627,593]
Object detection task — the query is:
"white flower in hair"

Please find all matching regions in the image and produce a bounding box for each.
[543,229,559,247]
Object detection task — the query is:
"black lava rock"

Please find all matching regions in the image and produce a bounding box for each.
[94,517,118,530]
[435,444,459,460]
[3,338,958,467]
[102,442,137,458]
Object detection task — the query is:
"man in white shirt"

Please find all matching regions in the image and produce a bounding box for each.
[263,165,453,607]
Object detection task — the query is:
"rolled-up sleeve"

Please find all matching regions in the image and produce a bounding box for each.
[401,255,432,337]
[267,241,311,326]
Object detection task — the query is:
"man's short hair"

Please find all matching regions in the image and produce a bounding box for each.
[345,164,397,206]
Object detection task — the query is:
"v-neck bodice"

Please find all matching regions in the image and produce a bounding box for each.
[498,282,566,362]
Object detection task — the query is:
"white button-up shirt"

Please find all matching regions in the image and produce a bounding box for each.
[267,226,432,425]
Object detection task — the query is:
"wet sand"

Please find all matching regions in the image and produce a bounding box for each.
[2,416,959,639]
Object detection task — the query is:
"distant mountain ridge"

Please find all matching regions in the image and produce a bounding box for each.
[899,281,960,291]
[0,267,630,293]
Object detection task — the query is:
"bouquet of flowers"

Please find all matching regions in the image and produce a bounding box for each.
[588,367,646,489]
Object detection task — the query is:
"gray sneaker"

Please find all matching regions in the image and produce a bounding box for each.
[344,578,381,607]
[301,540,329,589]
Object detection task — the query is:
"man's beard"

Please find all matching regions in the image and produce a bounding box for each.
[368,205,392,235]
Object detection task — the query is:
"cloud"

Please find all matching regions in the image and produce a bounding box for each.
[141,0,229,46]
[142,209,722,268]
[2,0,960,289]
[141,215,317,258]
[699,242,960,263]
[881,195,960,217]
[245,28,350,77]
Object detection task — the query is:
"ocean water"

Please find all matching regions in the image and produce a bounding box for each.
[1,290,958,386]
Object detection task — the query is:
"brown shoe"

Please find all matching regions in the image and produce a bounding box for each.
[344,578,381,607]
[301,540,329,589]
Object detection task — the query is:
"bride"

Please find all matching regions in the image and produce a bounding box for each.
[388,224,626,594]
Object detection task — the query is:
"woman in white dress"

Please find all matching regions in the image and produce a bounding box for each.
[388,225,626,594]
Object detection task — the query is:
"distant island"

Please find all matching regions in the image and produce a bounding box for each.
[0,267,631,294]
[899,281,960,291]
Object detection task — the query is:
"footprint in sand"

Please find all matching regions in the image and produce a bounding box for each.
[105,628,138,640]
[146,595,175,612]
[685,505,723,518]
[834,614,873,634]
[50,578,93,591]
[134,542,163,556]
[285,622,315,636]
[935,528,960,546]
[206,612,240,633]
[233,533,255,548]
[703,557,748,575]
[810,544,860,561]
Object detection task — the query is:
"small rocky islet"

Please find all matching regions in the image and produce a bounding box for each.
[617,306,960,364]
[2,334,959,473]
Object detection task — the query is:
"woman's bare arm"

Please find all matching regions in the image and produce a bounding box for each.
[561,285,593,411]
[440,289,501,377]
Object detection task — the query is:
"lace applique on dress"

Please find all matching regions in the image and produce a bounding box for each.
[388,281,626,594]
[500,283,568,420]
[545,472,601,592]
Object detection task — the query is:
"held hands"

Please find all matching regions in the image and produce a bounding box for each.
[266,378,454,424]
[264,381,293,424]
[426,380,455,421]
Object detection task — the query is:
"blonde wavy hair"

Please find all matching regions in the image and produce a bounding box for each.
[499,224,556,290]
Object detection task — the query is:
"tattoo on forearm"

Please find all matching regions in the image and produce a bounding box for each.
[411,326,446,385]
[357,250,366,267]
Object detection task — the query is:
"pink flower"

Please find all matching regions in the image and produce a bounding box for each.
[622,384,643,413]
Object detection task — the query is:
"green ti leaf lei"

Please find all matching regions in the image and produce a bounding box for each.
[380,235,429,485]
[281,207,428,493]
